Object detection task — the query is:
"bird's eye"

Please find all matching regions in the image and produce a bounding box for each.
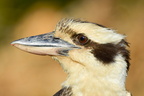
[77,34,89,45]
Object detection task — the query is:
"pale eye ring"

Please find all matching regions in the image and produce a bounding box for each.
[76,34,89,45]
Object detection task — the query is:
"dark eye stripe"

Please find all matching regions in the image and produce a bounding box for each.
[72,33,130,69]
[87,39,130,70]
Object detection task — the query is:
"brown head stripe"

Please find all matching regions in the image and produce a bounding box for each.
[71,33,130,70]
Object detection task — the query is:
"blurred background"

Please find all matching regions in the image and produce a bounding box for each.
[0,0,144,96]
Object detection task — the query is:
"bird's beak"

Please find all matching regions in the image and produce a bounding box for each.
[11,31,80,56]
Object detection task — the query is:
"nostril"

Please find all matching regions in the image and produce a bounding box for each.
[54,37,60,39]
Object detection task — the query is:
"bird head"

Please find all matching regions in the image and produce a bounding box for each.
[11,18,130,78]
[11,18,131,96]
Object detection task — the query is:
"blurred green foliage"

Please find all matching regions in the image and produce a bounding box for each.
[0,0,80,46]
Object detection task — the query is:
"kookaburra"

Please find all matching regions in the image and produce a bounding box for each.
[11,18,131,96]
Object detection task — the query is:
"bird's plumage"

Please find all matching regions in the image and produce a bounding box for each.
[11,18,131,96]
[54,87,72,96]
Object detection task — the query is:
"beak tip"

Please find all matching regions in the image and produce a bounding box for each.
[11,40,18,46]
[10,41,15,46]
[11,40,24,46]
[11,41,20,47]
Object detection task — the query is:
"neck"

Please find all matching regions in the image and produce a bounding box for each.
[54,55,130,96]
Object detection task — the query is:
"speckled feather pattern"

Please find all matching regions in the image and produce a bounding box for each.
[53,87,72,96]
